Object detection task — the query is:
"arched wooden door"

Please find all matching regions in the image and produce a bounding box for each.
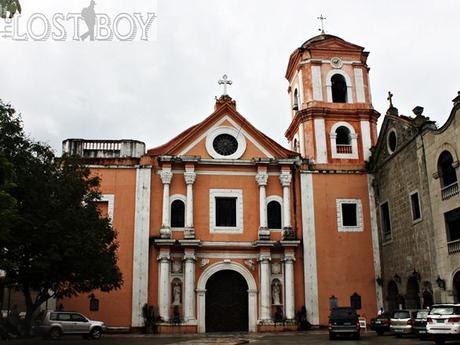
[406,277,421,309]
[387,280,399,313]
[205,270,248,332]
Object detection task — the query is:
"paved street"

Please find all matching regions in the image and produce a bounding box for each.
[9,331,460,345]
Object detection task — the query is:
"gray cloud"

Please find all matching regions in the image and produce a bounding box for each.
[0,0,458,154]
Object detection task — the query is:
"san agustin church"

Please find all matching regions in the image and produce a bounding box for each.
[57,32,460,333]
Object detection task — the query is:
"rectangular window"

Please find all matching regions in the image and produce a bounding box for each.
[410,192,422,222]
[342,203,358,227]
[445,208,460,242]
[336,199,363,232]
[215,197,237,227]
[209,189,243,233]
[380,201,392,242]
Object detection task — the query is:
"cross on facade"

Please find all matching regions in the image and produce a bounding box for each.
[218,74,233,96]
[317,14,327,34]
[387,91,394,108]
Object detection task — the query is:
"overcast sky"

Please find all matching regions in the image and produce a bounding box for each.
[0,0,459,154]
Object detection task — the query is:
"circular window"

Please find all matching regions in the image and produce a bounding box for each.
[213,134,238,156]
[205,126,247,159]
[388,130,397,154]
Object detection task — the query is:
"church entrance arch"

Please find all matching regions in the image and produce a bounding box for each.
[205,270,248,332]
[197,262,257,333]
[406,277,421,309]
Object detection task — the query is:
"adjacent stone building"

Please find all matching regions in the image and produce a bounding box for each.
[370,93,460,312]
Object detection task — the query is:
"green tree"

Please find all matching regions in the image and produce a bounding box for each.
[0,0,21,19]
[0,100,122,335]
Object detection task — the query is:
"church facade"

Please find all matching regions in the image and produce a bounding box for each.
[61,33,382,332]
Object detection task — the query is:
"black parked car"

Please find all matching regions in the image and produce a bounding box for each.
[413,310,429,339]
[370,312,391,336]
[328,307,360,340]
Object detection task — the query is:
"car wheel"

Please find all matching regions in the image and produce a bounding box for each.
[355,333,361,340]
[329,333,336,340]
[376,330,384,336]
[395,333,402,338]
[49,327,62,340]
[90,327,103,340]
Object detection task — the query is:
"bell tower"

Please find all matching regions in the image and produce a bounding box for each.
[290,33,383,326]
[285,33,380,167]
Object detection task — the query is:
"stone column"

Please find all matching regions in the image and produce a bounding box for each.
[183,249,196,322]
[256,172,269,240]
[184,169,197,240]
[280,171,293,239]
[158,250,171,322]
[160,168,173,239]
[259,253,272,322]
[284,251,296,321]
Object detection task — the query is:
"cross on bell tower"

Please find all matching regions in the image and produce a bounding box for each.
[218,74,233,96]
[317,14,327,34]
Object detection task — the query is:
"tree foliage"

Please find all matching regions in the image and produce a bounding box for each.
[0,100,122,333]
[0,0,21,19]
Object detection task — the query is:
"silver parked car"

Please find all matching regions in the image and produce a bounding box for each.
[35,310,106,340]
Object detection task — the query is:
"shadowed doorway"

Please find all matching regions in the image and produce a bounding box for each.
[205,270,248,332]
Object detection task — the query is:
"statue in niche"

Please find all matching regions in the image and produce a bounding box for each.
[172,281,181,305]
[272,279,281,305]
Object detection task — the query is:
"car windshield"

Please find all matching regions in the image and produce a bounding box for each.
[416,311,428,319]
[430,307,457,315]
[393,311,410,319]
[331,309,357,318]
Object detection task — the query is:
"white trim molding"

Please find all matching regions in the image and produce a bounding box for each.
[170,194,186,231]
[360,120,372,161]
[131,167,152,327]
[205,126,247,160]
[197,262,258,333]
[330,121,359,160]
[336,199,363,232]
[368,175,384,310]
[314,118,328,164]
[300,173,319,325]
[325,69,353,103]
[311,65,323,101]
[209,189,243,233]
[100,194,115,223]
[179,115,274,159]
[354,68,366,103]
[266,195,283,231]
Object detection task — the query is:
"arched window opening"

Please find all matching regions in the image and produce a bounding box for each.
[438,151,458,188]
[331,74,347,103]
[267,201,282,229]
[335,126,352,154]
[293,139,298,152]
[171,199,185,228]
[292,89,299,111]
